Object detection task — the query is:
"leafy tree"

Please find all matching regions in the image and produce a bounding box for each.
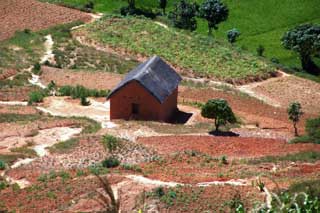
[227,28,240,43]
[287,102,303,136]
[159,0,167,15]
[169,0,198,31]
[257,45,265,56]
[282,24,320,75]
[198,0,229,35]
[201,99,236,131]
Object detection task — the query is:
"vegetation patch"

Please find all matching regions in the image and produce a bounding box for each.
[0,113,41,123]
[79,16,275,82]
[48,138,80,154]
[247,151,320,164]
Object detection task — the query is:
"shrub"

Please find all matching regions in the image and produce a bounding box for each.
[32,63,41,75]
[257,45,265,56]
[80,96,91,106]
[0,160,5,170]
[287,102,303,136]
[101,135,120,153]
[305,117,320,144]
[221,155,228,164]
[83,1,94,12]
[24,29,31,34]
[28,90,46,105]
[227,28,240,43]
[58,85,110,98]
[154,186,165,198]
[0,181,8,190]
[120,6,157,19]
[102,157,120,168]
[169,0,198,31]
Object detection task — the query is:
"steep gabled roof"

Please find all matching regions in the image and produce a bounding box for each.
[107,56,182,103]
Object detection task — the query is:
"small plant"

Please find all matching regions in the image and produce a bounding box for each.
[121,164,142,172]
[32,63,41,75]
[28,90,46,105]
[37,174,48,182]
[255,177,265,192]
[0,160,5,170]
[154,186,165,198]
[101,135,120,153]
[257,45,265,56]
[0,181,8,191]
[76,169,85,177]
[80,96,91,106]
[287,102,303,136]
[221,155,228,164]
[102,157,120,168]
[89,164,109,175]
[227,28,240,43]
[24,29,31,34]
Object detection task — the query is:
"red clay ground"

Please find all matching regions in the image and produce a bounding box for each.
[179,86,316,135]
[0,0,91,41]
[137,135,320,158]
[41,66,122,90]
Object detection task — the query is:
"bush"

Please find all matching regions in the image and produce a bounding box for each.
[32,62,41,75]
[257,45,265,56]
[101,135,120,153]
[0,160,5,170]
[58,85,110,98]
[306,117,320,143]
[154,186,165,198]
[83,1,94,12]
[168,0,198,31]
[120,6,157,19]
[28,90,46,105]
[80,96,91,106]
[0,181,8,190]
[102,157,120,168]
[227,28,240,43]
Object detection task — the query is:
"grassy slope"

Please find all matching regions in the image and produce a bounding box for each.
[79,16,274,82]
[41,0,320,71]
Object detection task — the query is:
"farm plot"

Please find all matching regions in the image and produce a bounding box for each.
[0,0,91,41]
[75,16,275,83]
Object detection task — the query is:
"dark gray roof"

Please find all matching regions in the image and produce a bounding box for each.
[107,56,182,103]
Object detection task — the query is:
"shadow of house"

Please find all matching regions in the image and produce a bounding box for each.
[107,56,182,122]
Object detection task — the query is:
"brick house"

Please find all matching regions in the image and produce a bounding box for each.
[107,56,182,121]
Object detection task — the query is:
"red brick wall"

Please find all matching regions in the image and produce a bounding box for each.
[110,81,178,121]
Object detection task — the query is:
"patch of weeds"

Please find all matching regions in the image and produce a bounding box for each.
[247,151,320,164]
[48,138,79,154]
[10,144,37,158]
[0,181,9,191]
[89,164,109,175]
[11,183,21,192]
[101,134,120,153]
[121,163,142,172]
[28,90,48,105]
[0,113,41,123]
[0,160,6,170]
[37,174,48,183]
[32,62,41,75]
[76,169,86,177]
[58,171,70,183]
[58,85,110,98]
[220,155,228,165]
[72,116,101,134]
[46,191,57,199]
[102,157,120,168]
[288,179,320,198]
[0,154,25,166]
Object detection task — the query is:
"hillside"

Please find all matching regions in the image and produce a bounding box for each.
[75,16,274,83]
[41,0,320,71]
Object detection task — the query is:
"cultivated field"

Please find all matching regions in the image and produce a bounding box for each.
[0,1,320,212]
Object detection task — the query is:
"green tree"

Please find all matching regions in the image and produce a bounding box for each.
[287,102,303,136]
[198,0,229,36]
[282,24,320,75]
[159,0,167,15]
[201,99,236,131]
[227,28,240,44]
[168,0,198,31]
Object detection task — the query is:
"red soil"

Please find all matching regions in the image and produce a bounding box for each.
[137,135,320,158]
[0,69,17,80]
[0,0,91,41]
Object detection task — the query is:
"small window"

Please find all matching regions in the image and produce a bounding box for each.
[132,103,139,114]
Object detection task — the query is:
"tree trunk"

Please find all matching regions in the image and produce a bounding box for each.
[293,122,298,136]
[215,119,219,132]
[301,54,320,75]
[208,22,212,36]
[163,7,166,15]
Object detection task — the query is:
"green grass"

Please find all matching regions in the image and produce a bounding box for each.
[80,16,274,82]
[0,113,41,123]
[48,138,79,154]
[0,154,25,166]
[247,151,320,164]
[42,0,320,71]
[0,30,45,70]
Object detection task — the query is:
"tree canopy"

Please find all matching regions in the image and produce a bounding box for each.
[169,0,198,31]
[201,99,236,131]
[287,102,303,136]
[198,0,229,35]
[282,24,320,75]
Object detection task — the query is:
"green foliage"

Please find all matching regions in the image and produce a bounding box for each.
[227,28,240,43]
[168,0,198,31]
[154,186,165,198]
[28,90,47,105]
[0,160,6,170]
[80,96,91,106]
[288,180,320,198]
[121,163,142,172]
[305,117,320,144]
[89,164,109,175]
[220,155,228,164]
[198,0,229,35]
[159,0,167,14]
[257,45,265,57]
[49,138,79,154]
[201,99,236,131]
[37,174,48,183]
[248,151,320,164]
[101,135,120,153]
[102,157,120,168]
[0,181,8,191]
[282,24,320,74]
[0,113,40,123]
[32,62,41,75]
[47,80,56,92]
[160,189,177,206]
[287,102,303,136]
[58,85,110,98]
